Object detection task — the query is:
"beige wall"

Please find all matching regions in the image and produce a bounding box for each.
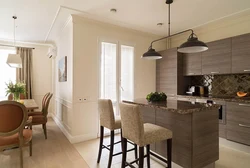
[71,15,166,141]
[53,19,74,136]
[53,14,166,143]
[170,9,250,48]
[0,40,52,112]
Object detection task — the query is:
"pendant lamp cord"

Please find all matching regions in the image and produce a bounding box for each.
[13,16,17,47]
[168,3,171,36]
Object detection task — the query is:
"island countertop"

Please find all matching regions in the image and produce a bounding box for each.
[123,98,219,114]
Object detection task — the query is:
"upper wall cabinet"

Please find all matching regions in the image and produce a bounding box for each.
[156,48,178,96]
[232,33,250,74]
[202,38,232,75]
[183,53,202,76]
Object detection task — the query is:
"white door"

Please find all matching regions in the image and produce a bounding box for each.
[100,41,134,117]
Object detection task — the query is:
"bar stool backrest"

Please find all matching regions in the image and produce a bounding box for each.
[119,103,144,146]
[98,99,116,130]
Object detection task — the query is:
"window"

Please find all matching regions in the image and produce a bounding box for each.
[0,48,16,100]
[99,41,134,116]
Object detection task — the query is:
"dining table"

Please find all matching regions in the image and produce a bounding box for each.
[21,99,39,111]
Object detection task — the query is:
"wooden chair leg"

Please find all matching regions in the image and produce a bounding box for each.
[167,139,172,168]
[107,130,114,168]
[139,146,144,168]
[29,140,32,156]
[20,145,23,168]
[121,138,127,168]
[43,124,47,139]
[146,145,151,168]
[97,126,104,163]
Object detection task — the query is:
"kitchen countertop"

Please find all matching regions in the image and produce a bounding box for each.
[177,95,250,103]
[123,98,219,114]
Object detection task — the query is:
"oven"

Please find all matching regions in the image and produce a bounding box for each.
[196,99,226,124]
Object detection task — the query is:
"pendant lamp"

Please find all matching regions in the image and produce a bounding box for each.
[6,16,22,68]
[142,0,208,59]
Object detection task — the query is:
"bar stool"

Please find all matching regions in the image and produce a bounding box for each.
[119,103,173,168]
[97,99,138,168]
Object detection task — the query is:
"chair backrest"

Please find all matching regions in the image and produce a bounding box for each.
[98,99,116,130]
[0,101,27,137]
[42,92,50,111]
[119,103,144,145]
[43,93,53,117]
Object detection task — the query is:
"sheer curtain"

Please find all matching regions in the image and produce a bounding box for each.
[16,47,33,99]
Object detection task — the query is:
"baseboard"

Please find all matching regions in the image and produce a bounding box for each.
[51,114,98,144]
[219,137,250,154]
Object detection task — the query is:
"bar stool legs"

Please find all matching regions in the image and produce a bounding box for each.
[146,145,150,168]
[121,138,127,168]
[108,130,114,168]
[121,138,172,168]
[167,139,172,168]
[97,126,104,163]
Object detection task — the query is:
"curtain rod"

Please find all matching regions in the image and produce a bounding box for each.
[0,44,35,49]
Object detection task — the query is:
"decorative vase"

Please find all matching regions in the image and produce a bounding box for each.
[13,92,20,101]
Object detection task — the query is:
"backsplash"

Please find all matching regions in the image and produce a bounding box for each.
[190,74,250,96]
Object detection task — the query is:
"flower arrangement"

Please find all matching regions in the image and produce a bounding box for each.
[146,92,167,102]
[5,81,26,101]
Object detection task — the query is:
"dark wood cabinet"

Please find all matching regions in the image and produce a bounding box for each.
[232,33,250,74]
[201,38,232,75]
[156,48,187,96]
[157,48,178,96]
[183,53,202,76]
[226,102,250,146]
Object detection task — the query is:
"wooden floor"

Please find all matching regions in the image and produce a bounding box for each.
[0,119,89,168]
[2,119,250,168]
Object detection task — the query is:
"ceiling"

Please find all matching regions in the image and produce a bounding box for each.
[1,0,250,44]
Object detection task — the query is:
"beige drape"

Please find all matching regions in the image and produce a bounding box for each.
[16,47,33,99]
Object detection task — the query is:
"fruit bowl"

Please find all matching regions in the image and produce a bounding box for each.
[237,91,248,98]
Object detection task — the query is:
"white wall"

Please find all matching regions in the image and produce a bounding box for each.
[53,14,166,143]
[0,40,52,112]
[53,18,74,136]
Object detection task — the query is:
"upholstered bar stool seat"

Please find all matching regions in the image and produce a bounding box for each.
[120,103,173,168]
[97,99,137,168]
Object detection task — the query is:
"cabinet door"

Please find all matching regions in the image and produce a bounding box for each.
[232,33,250,73]
[202,38,231,75]
[183,53,202,76]
[226,102,250,146]
[156,48,177,96]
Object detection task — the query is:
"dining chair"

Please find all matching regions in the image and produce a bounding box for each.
[28,92,50,116]
[0,101,33,168]
[28,93,53,139]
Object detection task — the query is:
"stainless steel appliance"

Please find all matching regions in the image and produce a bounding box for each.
[186,86,209,96]
[196,99,226,124]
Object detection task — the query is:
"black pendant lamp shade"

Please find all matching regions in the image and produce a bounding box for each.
[178,33,208,53]
[142,48,162,60]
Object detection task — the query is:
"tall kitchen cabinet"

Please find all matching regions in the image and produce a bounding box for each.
[156,48,186,96]
[232,33,250,73]
[183,53,202,76]
[201,38,232,75]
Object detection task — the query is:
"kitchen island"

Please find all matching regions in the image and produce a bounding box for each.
[123,99,220,168]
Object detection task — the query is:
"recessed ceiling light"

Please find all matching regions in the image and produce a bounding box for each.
[157,23,164,26]
[110,8,117,13]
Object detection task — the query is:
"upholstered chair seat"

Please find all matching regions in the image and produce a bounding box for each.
[0,129,32,146]
[31,115,47,124]
[28,112,43,116]
[120,103,173,168]
[28,93,52,139]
